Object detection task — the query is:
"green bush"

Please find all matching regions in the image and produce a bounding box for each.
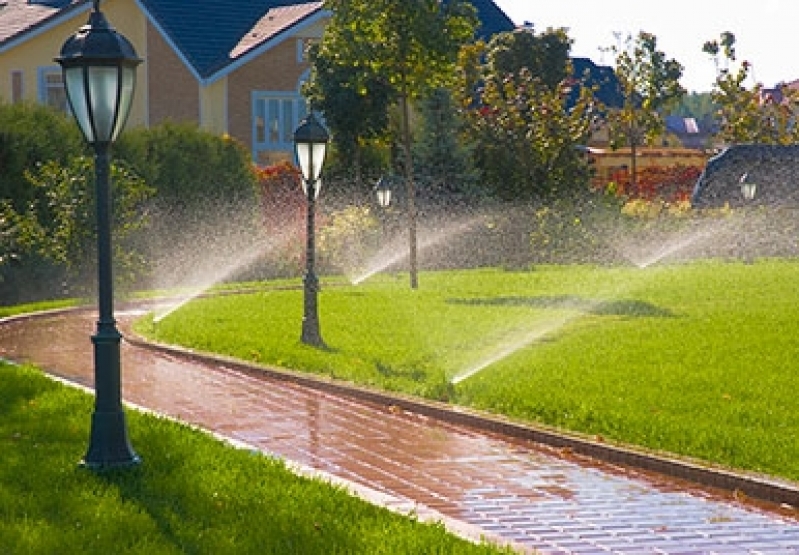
[114,123,263,290]
[115,122,258,212]
[318,205,381,275]
[3,156,153,296]
[0,102,84,212]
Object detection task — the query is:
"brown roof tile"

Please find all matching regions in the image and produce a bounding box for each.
[0,0,82,47]
[230,2,322,59]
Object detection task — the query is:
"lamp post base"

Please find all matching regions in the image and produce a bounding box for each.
[301,273,325,348]
[81,410,141,470]
[301,319,325,348]
[81,327,140,470]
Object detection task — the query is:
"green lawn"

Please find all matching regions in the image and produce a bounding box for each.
[136,261,799,482]
[0,363,512,554]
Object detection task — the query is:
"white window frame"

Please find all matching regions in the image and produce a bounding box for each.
[37,66,68,113]
[251,92,308,159]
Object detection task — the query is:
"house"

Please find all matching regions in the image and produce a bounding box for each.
[0,0,329,164]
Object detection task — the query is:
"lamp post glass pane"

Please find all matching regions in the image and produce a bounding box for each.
[375,178,391,207]
[64,67,94,142]
[112,66,136,141]
[377,188,390,207]
[297,143,326,183]
[302,178,321,199]
[88,66,120,142]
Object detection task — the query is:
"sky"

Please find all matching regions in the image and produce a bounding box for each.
[492,0,799,92]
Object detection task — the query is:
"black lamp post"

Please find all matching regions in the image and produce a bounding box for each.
[374,175,392,240]
[739,172,757,263]
[740,172,757,201]
[56,0,141,469]
[294,113,329,347]
[374,176,392,209]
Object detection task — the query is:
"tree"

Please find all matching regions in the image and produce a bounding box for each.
[460,65,598,201]
[485,26,572,91]
[703,32,799,145]
[312,0,478,288]
[412,87,478,203]
[304,45,393,189]
[456,37,598,201]
[608,32,685,189]
[671,92,716,124]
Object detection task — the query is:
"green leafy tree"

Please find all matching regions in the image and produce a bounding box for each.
[315,0,478,288]
[608,31,685,188]
[703,32,799,145]
[485,26,572,91]
[670,91,717,130]
[462,70,599,200]
[412,87,478,202]
[305,42,393,190]
[456,41,599,201]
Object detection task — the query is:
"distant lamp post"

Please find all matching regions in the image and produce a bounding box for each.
[740,172,757,201]
[56,0,141,469]
[374,175,392,242]
[374,176,392,208]
[739,172,757,263]
[294,113,329,347]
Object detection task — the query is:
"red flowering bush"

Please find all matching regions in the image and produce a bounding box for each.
[608,164,703,203]
[254,161,306,275]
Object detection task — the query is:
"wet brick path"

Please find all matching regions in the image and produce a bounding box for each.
[2,308,799,554]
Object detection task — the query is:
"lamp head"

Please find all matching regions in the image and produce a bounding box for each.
[293,113,329,196]
[56,0,141,145]
[739,172,757,201]
[374,176,392,208]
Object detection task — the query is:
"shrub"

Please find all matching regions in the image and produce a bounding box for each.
[318,205,381,275]
[3,156,153,296]
[0,102,84,212]
[608,164,703,203]
[255,162,306,277]
[115,122,258,213]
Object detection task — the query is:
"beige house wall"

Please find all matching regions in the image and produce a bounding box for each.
[200,78,228,134]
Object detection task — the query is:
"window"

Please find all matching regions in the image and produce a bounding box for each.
[11,70,23,103]
[37,67,68,112]
[251,92,308,160]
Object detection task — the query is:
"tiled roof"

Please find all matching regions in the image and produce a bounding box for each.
[571,57,624,109]
[231,3,321,59]
[0,0,83,48]
[137,0,323,79]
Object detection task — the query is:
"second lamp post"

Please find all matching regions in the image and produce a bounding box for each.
[294,113,329,347]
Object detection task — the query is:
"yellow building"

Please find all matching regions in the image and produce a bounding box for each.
[0,0,329,162]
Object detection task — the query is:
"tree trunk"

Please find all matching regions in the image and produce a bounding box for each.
[400,93,418,289]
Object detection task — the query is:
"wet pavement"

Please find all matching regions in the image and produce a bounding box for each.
[2,307,799,554]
